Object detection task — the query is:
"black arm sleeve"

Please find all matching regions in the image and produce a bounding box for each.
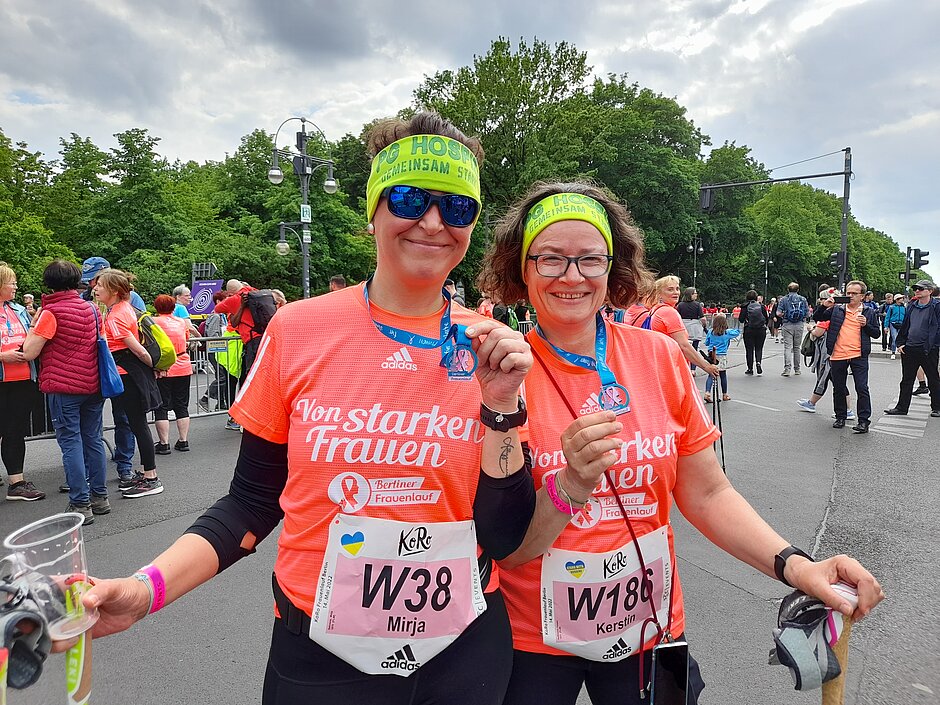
[473,443,536,560]
[186,431,287,573]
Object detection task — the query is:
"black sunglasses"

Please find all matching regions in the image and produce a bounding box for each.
[912,286,926,291]
[382,185,479,228]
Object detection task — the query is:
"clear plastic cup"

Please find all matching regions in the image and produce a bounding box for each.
[3,513,98,640]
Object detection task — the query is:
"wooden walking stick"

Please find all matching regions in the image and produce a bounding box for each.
[821,615,853,705]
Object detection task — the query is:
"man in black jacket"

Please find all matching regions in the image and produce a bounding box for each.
[815,280,882,433]
[884,279,940,417]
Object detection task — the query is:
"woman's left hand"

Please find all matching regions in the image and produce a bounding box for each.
[786,554,885,621]
[465,320,532,409]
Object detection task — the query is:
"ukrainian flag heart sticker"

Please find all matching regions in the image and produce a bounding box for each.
[565,560,586,579]
[341,531,365,556]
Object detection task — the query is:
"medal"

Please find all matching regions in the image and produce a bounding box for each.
[599,382,630,413]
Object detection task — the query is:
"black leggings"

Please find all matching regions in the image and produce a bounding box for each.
[112,374,156,471]
[504,641,705,705]
[155,376,191,420]
[743,326,766,370]
[0,380,37,476]
[262,591,513,705]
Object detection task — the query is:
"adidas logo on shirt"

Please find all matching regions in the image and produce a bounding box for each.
[602,637,632,660]
[381,643,421,671]
[381,347,418,372]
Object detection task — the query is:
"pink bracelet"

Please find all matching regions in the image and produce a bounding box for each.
[137,565,166,614]
[545,473,576,516]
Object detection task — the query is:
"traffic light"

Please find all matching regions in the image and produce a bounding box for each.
[914,249,930,268]
[699,187,713,212]
[829,252,844,269]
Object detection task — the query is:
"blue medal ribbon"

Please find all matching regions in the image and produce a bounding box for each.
[536,312,631,414]
[363,276,477,380]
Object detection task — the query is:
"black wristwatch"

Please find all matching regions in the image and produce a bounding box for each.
[479,397,527,432]
[774,545,814,588]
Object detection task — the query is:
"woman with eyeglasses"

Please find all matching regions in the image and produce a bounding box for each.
[478,180,884,705]
[63,112,535,704]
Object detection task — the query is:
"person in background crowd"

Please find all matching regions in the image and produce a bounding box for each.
[444,277,466,306]
[81,256,144,486]
[477,179,883,705]
[72,111,536,705]
[213,279,266,431]
[815,280,881,433]
[197,291,238,413]
[477,292,495,317]
[18,260,108,523]
[766,296,780,342]
[776,282,809,376]
[152,294,193,454]
[703,312,739,402]
[172,285,193,319]
[0,262,46,501]
[624,275,720,378]
[738,289,768,375]
[96,269,164,496]
[677,286,706,375]
[328,274,346,292]
[884,279,940,418]
[271,289,287,308]
[22,293,36,317]
[797,289,854,418]
[514,299,530,323]
[884,292,906,359]
[879,293,893,351]
[863,291,878,310]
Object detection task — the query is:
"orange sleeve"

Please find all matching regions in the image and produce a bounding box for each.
[655,305,686,336]
[32,310,58,339]
[671,345,721,454]
[229,315,290,443]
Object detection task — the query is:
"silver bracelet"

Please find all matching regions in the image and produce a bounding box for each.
[132,572,155,615]
[556,473,587,508]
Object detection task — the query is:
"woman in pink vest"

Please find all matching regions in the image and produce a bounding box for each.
[19,259,107,522]
[152,294,192,454]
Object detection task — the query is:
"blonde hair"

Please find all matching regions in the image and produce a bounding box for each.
[642,275,680,307]
[95,269,134,301]
[0,262,15,289]
[711,312,729,336]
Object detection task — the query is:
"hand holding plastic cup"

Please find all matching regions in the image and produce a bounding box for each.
[3,513,98,640]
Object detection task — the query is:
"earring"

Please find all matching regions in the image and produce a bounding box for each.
[367,223,375,234]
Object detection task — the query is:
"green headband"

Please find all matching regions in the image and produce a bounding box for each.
[521,193,613,267]
[366,134,481,223]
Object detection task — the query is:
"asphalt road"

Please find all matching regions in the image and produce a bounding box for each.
[3,341,937,704]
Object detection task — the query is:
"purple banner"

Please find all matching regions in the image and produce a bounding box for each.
[189,279,223,315]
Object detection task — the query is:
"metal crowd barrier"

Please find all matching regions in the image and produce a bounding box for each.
[25,335,241,443]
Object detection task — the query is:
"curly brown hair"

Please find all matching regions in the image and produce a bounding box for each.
[365,112,485,164]
[477,180,653,308]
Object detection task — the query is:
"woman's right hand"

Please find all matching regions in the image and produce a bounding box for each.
[560,411,623,501]
[51,576,151,653]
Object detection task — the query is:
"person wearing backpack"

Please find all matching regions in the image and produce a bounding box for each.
[493,301,520,330]
[737,289,768,374]
[95,269,164,497]
[776,282,809,376]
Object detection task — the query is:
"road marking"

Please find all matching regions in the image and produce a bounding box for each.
[729,400,780,412]
[871,397,931,438]
[871,427,922,439]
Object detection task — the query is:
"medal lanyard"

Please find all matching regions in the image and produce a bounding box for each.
[362,276,471,368]
[529,342,676,644]
[1,304,13,336]
[536,313,630,414]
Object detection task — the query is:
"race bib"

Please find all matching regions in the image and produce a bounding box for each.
[310,514,486,676]
[541,525,672,661]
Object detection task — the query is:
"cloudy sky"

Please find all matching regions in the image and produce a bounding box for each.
[2,0,938,284]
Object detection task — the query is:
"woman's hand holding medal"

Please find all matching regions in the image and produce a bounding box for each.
[464,320,532,410]
[560,411,624,501]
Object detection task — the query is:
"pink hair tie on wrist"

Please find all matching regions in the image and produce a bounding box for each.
[545,472,575,516]
[136,565,166,614]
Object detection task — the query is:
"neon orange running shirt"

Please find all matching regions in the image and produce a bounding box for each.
[230,284,499,616]
[500,321,719,656]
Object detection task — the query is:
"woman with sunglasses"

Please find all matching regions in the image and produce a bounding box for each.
[478,180,884,705]
[63,113,535,705]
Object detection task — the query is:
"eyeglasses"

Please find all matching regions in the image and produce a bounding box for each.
[526,254,613,278]
[846,290,864,296]
[912,286,926,291]
[382,185,479,228]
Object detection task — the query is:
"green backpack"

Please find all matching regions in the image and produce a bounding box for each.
[138,313,178,371]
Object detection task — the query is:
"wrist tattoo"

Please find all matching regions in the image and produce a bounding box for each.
[498,437,514,477]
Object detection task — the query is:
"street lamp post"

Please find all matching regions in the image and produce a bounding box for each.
[687,232,704,289]
[268,117,338,299]
[759,241,773,302]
